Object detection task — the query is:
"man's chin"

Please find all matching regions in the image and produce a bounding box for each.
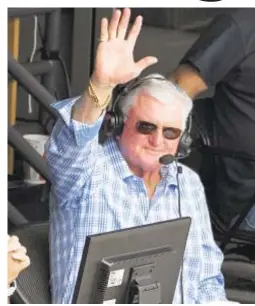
[138,159,161,171]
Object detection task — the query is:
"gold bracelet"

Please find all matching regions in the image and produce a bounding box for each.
[88,79,112,109]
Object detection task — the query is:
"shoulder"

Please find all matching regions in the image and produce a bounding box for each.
[176,163,206,205]
[231,10,255,48]
[218,10,255,47]
[177,162,203,187]
[176,163,210,218]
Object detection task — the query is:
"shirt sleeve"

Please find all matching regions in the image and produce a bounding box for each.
[45,97,105,207]
[180,14,245,87]
[196,182,228,303]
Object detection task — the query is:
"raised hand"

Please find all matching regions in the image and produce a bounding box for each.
[92,8,158,86]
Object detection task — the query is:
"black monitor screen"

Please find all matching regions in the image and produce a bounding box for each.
[73,217,191,304]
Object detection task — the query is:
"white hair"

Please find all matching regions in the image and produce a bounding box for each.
[118,73,193,131]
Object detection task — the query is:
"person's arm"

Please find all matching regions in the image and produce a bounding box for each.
[170,63,208,99]
[194,182,227,303]
[169,13,245,99]
[45,8,158,208]
[45,97,106,208]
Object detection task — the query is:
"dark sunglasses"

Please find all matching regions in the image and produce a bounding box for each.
[136,121,182,140]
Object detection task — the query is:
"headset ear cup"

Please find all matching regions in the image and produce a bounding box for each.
[177,132,193,159]
[113,113,124,136]
[101,111,115,137]
[112,99,124,136]
[177,113,193,159]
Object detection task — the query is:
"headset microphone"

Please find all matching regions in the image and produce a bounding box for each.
[159,154,175,165]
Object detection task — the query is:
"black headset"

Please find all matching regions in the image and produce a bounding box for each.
[102,74,193,159]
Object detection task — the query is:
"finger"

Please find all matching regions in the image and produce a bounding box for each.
[12,252,30,263]
[135,56,158,74]
[108,9,121,40]
[8,236,21,252]
[11,247,28,261]
[8,242,22,253]
[117,8,131,39]
[22,257,30,269]
[127,15,143,46]
[14,246,27,255]
[8,235,19,243]
[15,256,31,273]
[20,257,31,270]
[100,17,108,41]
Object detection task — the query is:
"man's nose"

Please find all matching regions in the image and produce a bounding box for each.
[149,129,163,146]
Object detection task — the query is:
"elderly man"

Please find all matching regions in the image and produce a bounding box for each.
[46,8,227,304]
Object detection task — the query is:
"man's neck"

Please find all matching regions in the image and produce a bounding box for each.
[128,164,161,199]
[129,163,160,179]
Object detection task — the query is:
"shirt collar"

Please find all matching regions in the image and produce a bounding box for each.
[104,137,134,180]
[104,137,178,187]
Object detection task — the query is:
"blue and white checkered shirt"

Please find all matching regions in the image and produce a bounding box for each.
[46,97,227,304]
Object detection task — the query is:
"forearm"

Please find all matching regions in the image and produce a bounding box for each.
[169,63,208,99]
[72,74,114,124]
[46,132,96,206]
[46,97,106,205]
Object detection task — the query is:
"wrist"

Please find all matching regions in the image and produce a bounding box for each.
[90,74,116,89]
[88,80,112,109]
[87,76,115,109]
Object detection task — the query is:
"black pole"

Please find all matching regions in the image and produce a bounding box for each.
[8,126,51,183]
[8,202,29,225]
[40,9,62,132]
[8,53,58,120]
[8,60,54,81]
[45,9,61,57]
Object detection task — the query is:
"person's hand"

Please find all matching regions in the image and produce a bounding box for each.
[8,236,30,287]
[92,8,158,87]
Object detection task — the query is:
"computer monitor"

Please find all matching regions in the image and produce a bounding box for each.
[72,217,191,304]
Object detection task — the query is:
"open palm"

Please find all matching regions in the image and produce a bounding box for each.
[93,8,158,86]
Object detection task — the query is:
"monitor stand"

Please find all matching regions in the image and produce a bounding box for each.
[127,264,161,304]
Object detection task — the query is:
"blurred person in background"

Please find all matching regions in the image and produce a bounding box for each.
[170,9,255,232]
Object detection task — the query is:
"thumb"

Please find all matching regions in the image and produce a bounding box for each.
[135,56,158,74]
